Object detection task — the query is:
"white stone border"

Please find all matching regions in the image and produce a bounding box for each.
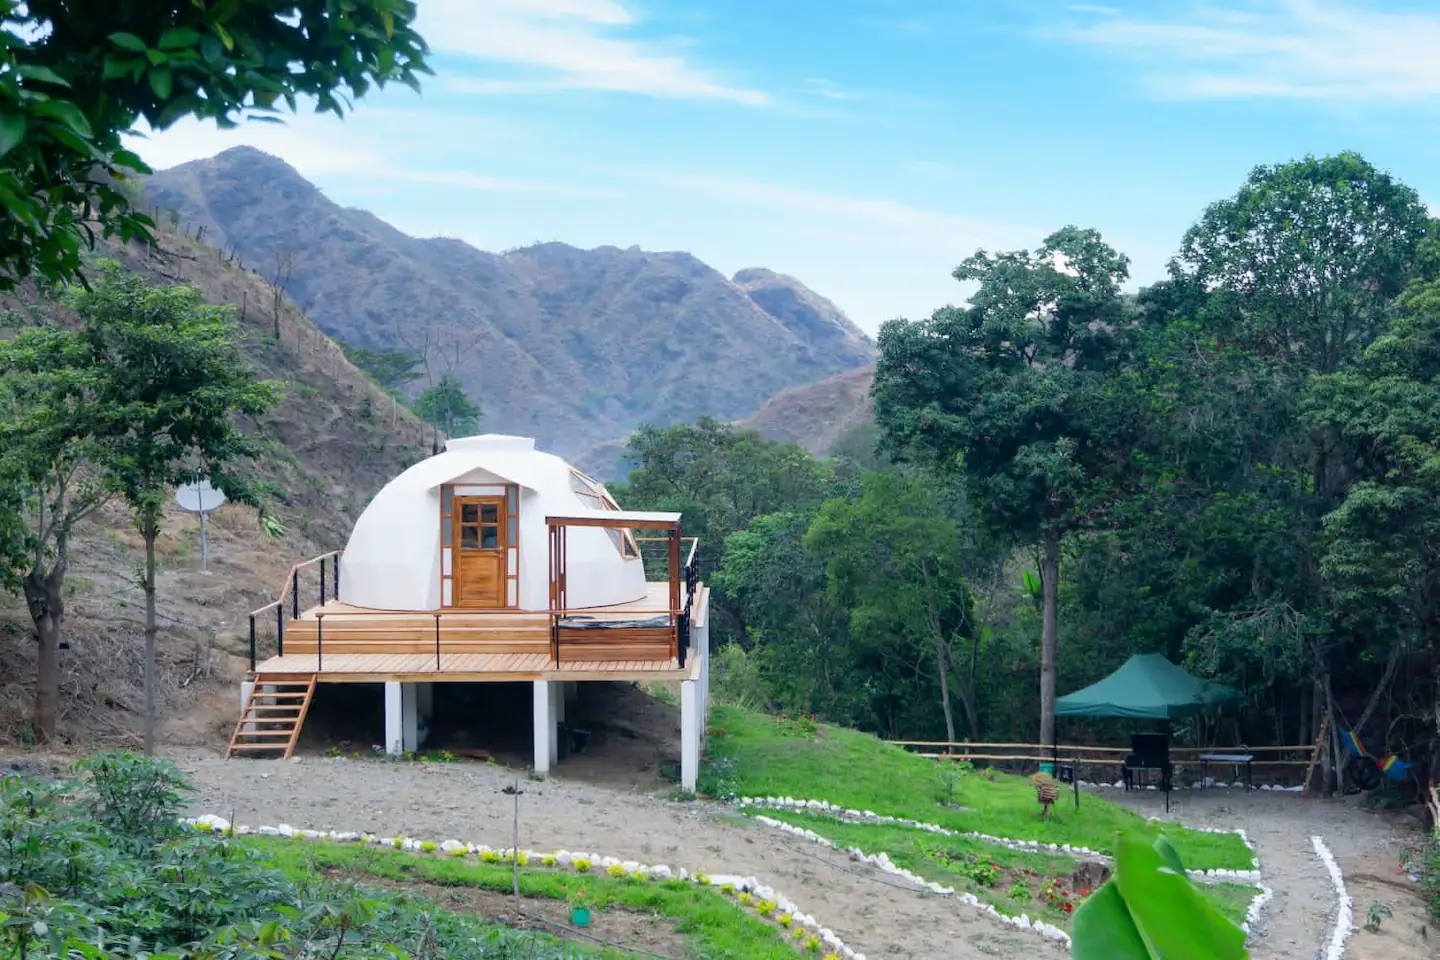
[737,796,1263,880]
[754,813,1274,942]
[755,815,1070,947]
[1311,835,1353,960]
[183,814,864,960]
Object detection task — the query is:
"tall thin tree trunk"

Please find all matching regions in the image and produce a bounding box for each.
[1355,644,1403,734]
[1039,528,1060,749]
[22,563,65,741]
[143,520,159,755]
[943,645,981,740]
[934,641,957,746]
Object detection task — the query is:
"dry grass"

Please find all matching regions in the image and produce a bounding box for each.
[0,226,435,750]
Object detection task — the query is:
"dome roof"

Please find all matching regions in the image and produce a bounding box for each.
[338,434,648,612]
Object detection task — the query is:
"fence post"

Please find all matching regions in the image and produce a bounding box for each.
[276,604,285,657]
[248,615,257,672]
[291,569,299,620]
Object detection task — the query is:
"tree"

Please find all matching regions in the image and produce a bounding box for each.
[1305,271,1440,749]
[805,471,981,742]
[339,340,423,393]
[67,263,281,753]
[0,319,114,740]
[872,225,1135,750]
[0,0,430,289]
[413,374,481,438]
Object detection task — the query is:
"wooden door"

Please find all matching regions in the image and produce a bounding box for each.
[453,496,508,608]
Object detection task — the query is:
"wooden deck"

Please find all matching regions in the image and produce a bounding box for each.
[254,583,709,683]
[254,651,700,683]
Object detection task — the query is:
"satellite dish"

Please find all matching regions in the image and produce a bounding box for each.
[175,479,227,514]
[174,480,228,574]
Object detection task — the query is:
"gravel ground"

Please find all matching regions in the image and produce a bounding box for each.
[177,754,1065,960]
[1100,786,1415,960]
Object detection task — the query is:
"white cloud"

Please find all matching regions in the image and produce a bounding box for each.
[420,0,766,105]
[1058,0,1440,102]
[632,170,1038,254]
[124,112,606,201]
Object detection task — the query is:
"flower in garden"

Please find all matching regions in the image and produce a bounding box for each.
[778,913,792,927]
[607,863,627,878]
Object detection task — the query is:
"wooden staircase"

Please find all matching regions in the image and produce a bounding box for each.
[225,675,317,759]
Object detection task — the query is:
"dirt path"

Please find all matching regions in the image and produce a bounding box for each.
[178,754,1065,960]
[1100,787,1417,960]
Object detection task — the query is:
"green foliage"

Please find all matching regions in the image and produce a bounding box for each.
[711,705,1253,869]
[340,339,424,392]
[0,0,431,290]
[1070,833,1248,959]
[413,374,481,436]
[0,756,657,957]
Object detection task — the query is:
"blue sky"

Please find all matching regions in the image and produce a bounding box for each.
[131,0,1440,335]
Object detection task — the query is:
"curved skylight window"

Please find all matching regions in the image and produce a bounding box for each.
[570,470,640,559]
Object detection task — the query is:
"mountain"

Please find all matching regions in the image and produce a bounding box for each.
[738,363,876,457]
[142,147,875,458]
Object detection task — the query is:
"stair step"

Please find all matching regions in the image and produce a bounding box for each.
[226,673,316,760]
[234,730,296,738]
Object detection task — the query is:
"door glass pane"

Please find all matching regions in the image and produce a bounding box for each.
[481,503,498,524]
[442,522,452,546]
[507,487,517,511]
[461,503,478,523]
[508,516,518,542]
[442,486,452,514]
[461,526,478,549]
[481,526,498,549]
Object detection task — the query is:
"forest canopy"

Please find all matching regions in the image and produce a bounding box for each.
[620,151,1440,792]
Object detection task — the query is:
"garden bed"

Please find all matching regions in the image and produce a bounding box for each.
[756,809,1258,932]
[253,837,805,959]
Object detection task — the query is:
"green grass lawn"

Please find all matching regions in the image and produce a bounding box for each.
[250,838,805,959]
[755,810,1258,932]
[703,705,1255,870]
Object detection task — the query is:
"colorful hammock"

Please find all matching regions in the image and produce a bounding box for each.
[1340,728,1411,783]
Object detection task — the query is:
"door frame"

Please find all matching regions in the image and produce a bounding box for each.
[439,482,520,609]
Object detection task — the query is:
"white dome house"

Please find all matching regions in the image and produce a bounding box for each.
[233,434,711,792]
[339,434,648,612]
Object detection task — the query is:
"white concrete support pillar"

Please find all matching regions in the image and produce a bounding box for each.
[400,683,421,753]
[694,620,712,747]
[384,681,403,757]
[239,681,256,733]
[533,680,554,775]
[681,679,700,792]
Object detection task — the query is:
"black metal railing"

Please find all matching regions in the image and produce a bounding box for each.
[677,538,699,668]
[246,550,343,672]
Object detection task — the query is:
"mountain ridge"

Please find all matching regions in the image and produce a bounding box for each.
[142,147,875,457]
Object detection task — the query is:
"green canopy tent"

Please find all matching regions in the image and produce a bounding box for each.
[1052,654,1241,811]
[1055,653,1239,720]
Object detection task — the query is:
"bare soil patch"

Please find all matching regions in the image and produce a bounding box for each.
[1342,850,1432,960]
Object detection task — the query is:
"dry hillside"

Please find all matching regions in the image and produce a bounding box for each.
[0,226,434,749]
[738,364,876,456]
[142,147,876,458]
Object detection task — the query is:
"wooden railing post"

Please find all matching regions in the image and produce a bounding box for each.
[316,613,324,673]
[434,613,441,671]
